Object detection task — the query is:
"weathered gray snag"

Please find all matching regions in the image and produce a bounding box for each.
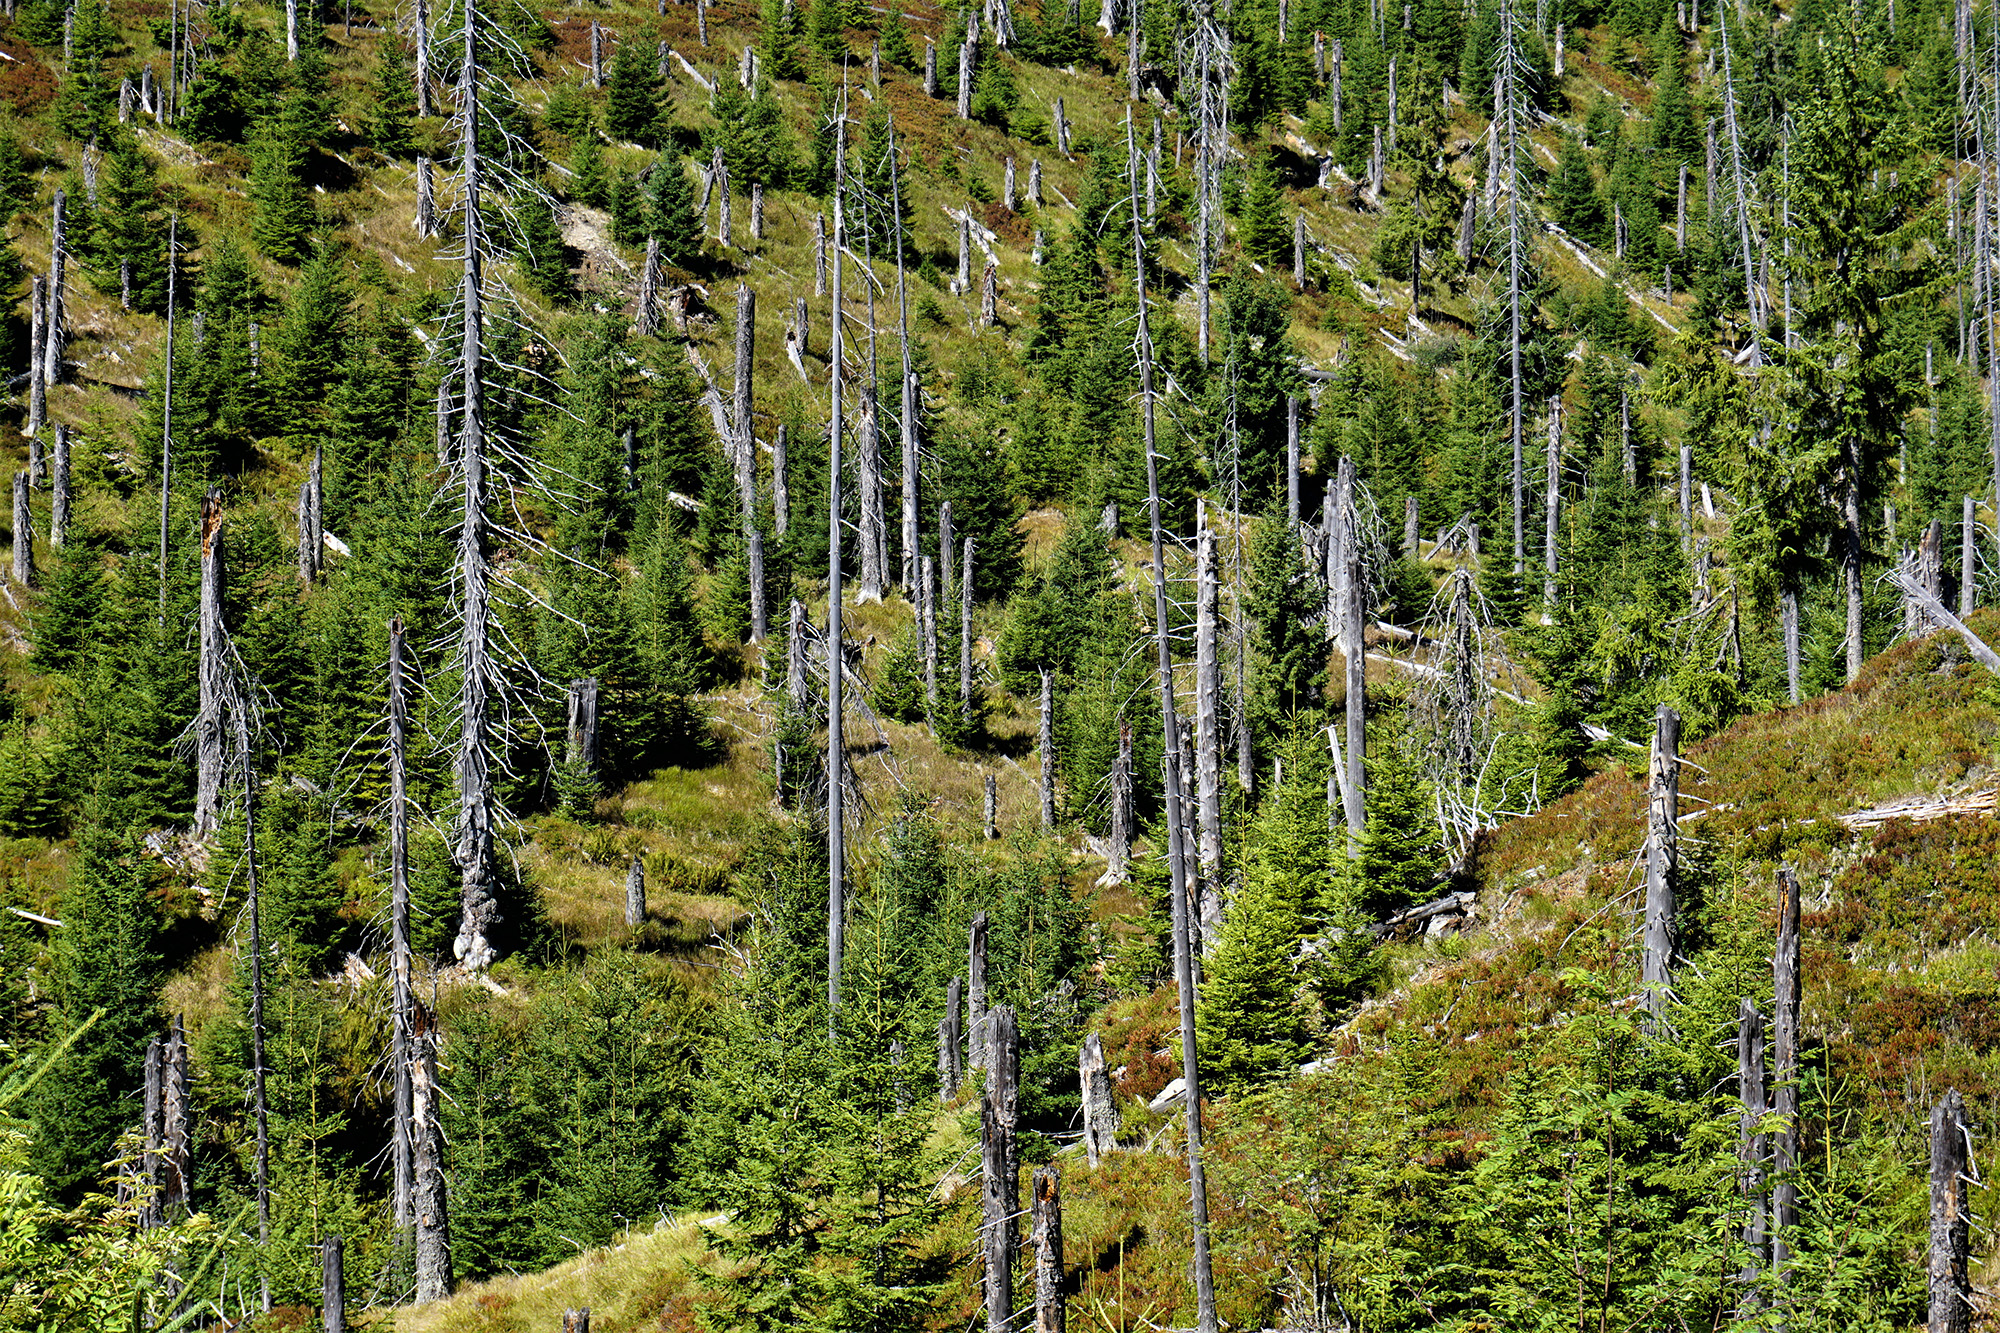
[450,4,502,973]
[1929,1088,1972,1333]
[732,286,757,533]
[141,1036,164,1226]
[1003,156,1016,210]
[25,427,40,490]
[1642,704,1680,1023]
[413,1002,451,1302]
[1781,585,1801,704]
[1544,398,1560,603]
[858,391,885,604]
[1039,669,1056,827]
[1127,112,1217,1333]
[1194,510,1220,884]
[43,191,64,389]
[300,443,324,584]
[982,1005,1020,1333]
[748,530,768,642]
[957,28,975,118]
[1029,157,1043,205]
[1285,396,1300,525]
[921,556,939,713]
[772,423,790,539]
[814,211,828,296]
[162,1016,191,1216]
[939,500,956,598]
[827,123,848,1030]
[414,0,431,116]
[924,39,937,96]
[25,276,43,438]
[321,1234,344,1333]
[1078,1031,1118,1166]
[626,855,646,926]
[1772,864,1800,1287]
[939,974,963,1098]
[388,620,414,1234]
[566,678,600,777]
[894,126,920,593]
[1099,718,1132,886]
[1962,495,1977,617]
[1334,458,1366,854]
[417,157,436,239]
[960,536,976,727]
[984,773,998,839]
[1032,1165,1064,1333]
[1738,998,1766,1314]
[10,472,29,589]
[561,1310,590,1333]
[193,495,228,839]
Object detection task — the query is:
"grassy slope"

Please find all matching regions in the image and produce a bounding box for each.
[5,0,1991,1325]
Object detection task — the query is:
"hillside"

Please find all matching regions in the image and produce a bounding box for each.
[0,0,1996,1330]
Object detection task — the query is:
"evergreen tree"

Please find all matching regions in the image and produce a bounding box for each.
[764,0,807,80]
[516,195,575,303]
[605,37,670,146]
[1648,16,1699,166]
[571,132,610,208]
[646,153,703,269]
[368,39,419,157]
[249,115,317,263]
[1236,152,1291,265]
[878,7,915,70]
[1547,133,1608,248]
[89,135,169,314]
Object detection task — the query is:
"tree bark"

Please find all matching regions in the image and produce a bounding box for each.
[625,854,646,926]
[921,555,939,715]
[1194,511,1220,883]
[1929,1088,1972,1333]
[1338,458,1365,854]
[162,1016,191,1217]
[895,131,920,593]
[239,700,272,1311]
[1782,583,1800,704]
[748,528,767,642]
[1772,863,1801,1288]
[773,422,790,539]
[562,1311,590,1333]
[1845,467,1864,682]
[1103,718,1132,885]
[412,1003,451,1302]
[982,1005,1020,1333]
[940,500,956,601]
[1963,495,1977,617]
[857,389,886,603]
[44,191,64,390]
[960,536,976,727]
[733,285,757,534]
[193,494,227,839]
[1078,1031,1118,1166]
[1032,1166,1064,1333]
[321,1235,344,1333]
[1285,396,1300,526]
[25,276,43,439]
[141,1036,163,1226]
[451,7,501,972]
[415,0,431,117]
[939,974,963,1098]
[985,772,998,839]
[1544,398,1560,604]
[10,472,29,589]
[566,677,600,777]
[1642,704,1680,1023]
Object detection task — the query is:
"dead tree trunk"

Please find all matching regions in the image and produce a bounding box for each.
[827,125,848,1030]
[25,276,44,438]
[984,773,998,838]
[303,443,324,583]
[1038,668,1056,827]
[412,1003,451,1302]
[162,1016,191,1217]
[921,556,940,715]
[939,974,963,1098]
[626,855,645,926]
[1962,495,1977,617]
[1738,998,1767,1315]
[1127,111,1218,1333]
[1782,583,1801,704]
[1642,704,1680,1023]
[417,158,435,239]
[389,620,414,1235]
[858,391,886,603]
[1032,1166,1064,1333]
[239,705,272,1312]
[982,1004,1020,1333]
[1544,397,1560,603]
[561,1311,590,1333]
[1285,396,1300,526]
[732,285,757,539]
[1338,458,1365,855]
[193,494,227,839]
[772,423,790,538]
[960,536,976,727]
[451,6,502,973]
[895,132,920,593]
[141,1036,164,1226]
[1101,718,1132,885]
[48,424,68,551]
[10,472,29,589]
[44,191,64,389]
[1194,509,1221,887]
[566,677,600,776]
[1079,1031,1119,1166]
[1929,1088,1972,1333]
[749,529,768,642]
[321,1235,344,1333]
[1772,863,1801,1288]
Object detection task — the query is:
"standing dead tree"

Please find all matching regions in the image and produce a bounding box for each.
[982,1005,1020,1333]
[1641,704,1680,1025]
[1079,1031,1119,1166]
[387,621,415,1239]
[1494,0,1530,572]
[1737,998,1767,1316]
[826,110,849,1030]
[1032,1166,1064,1333]
[1126,111,1218,1333]
[1929,1088,1974,1333]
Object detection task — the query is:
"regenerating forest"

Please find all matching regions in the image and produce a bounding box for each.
[10,0,2000,1325]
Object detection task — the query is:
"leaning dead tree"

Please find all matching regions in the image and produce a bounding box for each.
[1772,864,1801,1291]
[1126,110,1218,1333]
